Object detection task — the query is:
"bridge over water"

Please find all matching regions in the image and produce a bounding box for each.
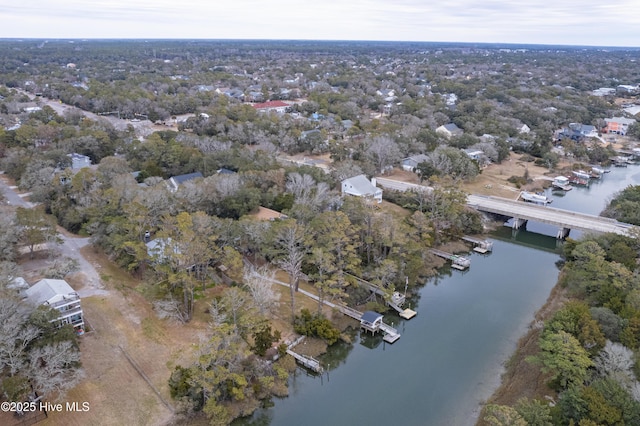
[467,194,635,238]
[373,178,636,239]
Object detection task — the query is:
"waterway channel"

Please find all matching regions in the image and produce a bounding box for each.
[241,163,640,426]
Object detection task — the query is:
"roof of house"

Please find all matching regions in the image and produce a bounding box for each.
[342,174,381,196]
[24,279,76,306]
[360,311,383,323]
[605,117,636,125]
[170,172,203,186]
[252,101,289,109]
[443,123,461,132]
[402,154,430,168]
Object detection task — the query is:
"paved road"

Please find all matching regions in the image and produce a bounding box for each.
[0,174,34,208]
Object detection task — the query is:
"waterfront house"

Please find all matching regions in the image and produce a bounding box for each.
[604,117,636,135]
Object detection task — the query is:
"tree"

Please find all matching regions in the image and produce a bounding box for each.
[514,398,553,426]
[530,330,593,390]
[16,207,60,259]
[483,404,527,426]
[243,265,280,316]
[272,220,306,321]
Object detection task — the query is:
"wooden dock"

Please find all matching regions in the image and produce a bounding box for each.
[286,336,323,373]
[340,306,402,343]
[430,249,471,270]
[462,236,493,254]
[346,273,418,319]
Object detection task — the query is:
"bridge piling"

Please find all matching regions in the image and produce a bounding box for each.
[512,218,528,229]
[556,227,571,239]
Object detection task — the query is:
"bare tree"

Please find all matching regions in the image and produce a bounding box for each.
[154,297,190,324]
[244,265,280,316]
[0,298,40,376]
[27,341,84,401]
[366,135,402,174]
[273,221,306,321]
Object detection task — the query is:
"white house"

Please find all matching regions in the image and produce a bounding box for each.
[341,175,383,203]
[24,279,84,333]
[68,153,92,170]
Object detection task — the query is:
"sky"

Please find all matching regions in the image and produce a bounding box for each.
[1,0,640,47]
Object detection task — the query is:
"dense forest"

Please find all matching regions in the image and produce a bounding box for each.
[1,39,640,424]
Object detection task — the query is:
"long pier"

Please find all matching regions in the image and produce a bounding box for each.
[286,336,323,373]
[263,275,402,343]
[345,273,417,319]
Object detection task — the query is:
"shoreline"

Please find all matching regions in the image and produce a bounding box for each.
[475,281,568,425]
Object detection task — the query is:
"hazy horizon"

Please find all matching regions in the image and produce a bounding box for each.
[2,1,639,48]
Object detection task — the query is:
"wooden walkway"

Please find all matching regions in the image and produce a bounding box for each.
[345,273,417,319]
[429,249,471,270]
[462,236,493,253]
[262,275,403,344]
[286,336,323,373]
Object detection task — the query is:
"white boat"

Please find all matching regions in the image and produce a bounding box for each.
[520,191,552,204]
[552,176,572,191]
[591,166,607,175]
[573,170,591,180]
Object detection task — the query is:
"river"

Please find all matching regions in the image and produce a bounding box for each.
[241,163,640,426]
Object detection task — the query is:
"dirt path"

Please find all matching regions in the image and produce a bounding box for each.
[56,228,109,298]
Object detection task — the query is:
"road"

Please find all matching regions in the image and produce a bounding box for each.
[0,174,107,297]
[0,173,34,208]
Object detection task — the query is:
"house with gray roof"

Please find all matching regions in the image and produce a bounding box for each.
[24,279,84,333]
[402,154,430,172]
[341,175,382,203]
[436,123,463,139]
[167,171,203,192]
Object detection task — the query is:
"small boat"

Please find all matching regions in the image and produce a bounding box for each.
[552,176,572,191]
[591,166,607,175]
[568,175,589,186]
[573,170,591,180]
[520,191,552,205]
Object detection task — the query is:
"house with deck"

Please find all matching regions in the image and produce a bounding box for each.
[24,279,84,333]
[341,175,383,203]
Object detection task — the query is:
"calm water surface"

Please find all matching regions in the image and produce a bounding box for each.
[242,164,640,426]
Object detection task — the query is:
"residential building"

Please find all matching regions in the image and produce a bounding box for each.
[68,153,92,170]
[402,154,430,172]
[341,175,383,203]
[252,101,289,114]
[24,279,84,333]
[436,123,463,139]
[167,171,203,192]
[604,117,636,135]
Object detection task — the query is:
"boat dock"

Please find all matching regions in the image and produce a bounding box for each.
[346,273,417,319]
[286,336,323,373]
[430,249,471,270]
[462,236,493,254]
[341,306,402,343]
